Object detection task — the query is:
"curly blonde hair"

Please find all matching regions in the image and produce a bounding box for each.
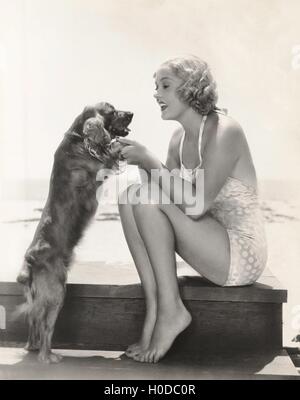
[159,56,218,115]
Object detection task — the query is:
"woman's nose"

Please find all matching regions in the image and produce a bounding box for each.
[153,91,160,100]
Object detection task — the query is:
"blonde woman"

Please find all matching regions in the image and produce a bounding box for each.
[117,56,267,363]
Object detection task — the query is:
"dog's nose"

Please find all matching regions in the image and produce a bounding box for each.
[126,112,134,122]
[119,111,133,122]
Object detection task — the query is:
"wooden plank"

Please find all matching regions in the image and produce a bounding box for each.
[0,347,298,380]
[0,263,287,303]
[0,281,287,303]
[0,295,283,353]
[0,262,286,353]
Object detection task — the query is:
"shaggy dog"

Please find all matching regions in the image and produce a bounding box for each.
[16,102,133,363]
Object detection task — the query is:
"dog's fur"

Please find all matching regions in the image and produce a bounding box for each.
[16,102,133,363]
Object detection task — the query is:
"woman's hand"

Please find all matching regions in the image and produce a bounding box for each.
[117,137,163,171]
[117,138,148,166]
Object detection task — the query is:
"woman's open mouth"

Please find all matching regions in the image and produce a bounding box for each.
[159,103,168,111]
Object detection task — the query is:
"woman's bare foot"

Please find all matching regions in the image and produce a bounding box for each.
[125,307,157,358]
[132,303,192,363]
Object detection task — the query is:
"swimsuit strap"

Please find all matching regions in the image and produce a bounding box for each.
[197,115,207,167]
[213,106,228,115]
[179,115,207,170]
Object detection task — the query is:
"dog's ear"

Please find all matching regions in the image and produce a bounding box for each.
[95,102,115,115]
[69,110,85,135]
[68,106,95,135]
[94,102,115,127]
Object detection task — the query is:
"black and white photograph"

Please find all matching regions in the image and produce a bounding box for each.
[0,0,299,381]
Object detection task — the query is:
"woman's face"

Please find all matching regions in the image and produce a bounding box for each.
[154,67,190,121]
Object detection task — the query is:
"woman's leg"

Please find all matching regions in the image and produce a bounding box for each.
[132,200,192,363]
[130,182,231,363]
[118,184,158,356]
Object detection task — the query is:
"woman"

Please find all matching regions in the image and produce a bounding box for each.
[116,56,267,364]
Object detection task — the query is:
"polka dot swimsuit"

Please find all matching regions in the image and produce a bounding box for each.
[178,113,268,287]
[208,177,268,286]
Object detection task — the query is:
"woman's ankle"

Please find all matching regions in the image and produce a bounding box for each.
[157,296,186,314]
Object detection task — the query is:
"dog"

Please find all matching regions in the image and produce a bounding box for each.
[16,102,133,363]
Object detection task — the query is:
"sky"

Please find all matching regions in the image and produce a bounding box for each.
[0,0,300,195]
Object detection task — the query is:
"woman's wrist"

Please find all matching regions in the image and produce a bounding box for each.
[141,150,162,172]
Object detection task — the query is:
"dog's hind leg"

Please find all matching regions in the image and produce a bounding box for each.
[17,260,32,286]
[37,302,64,363]
[25,318,40,351]
[37,287,65,364]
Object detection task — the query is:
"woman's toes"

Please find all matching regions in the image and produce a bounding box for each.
[149,350,156,363]
[132,352,141,362]
[153,351,162,363]
[134,351,147,363]
[147,350,155,363]
[126,344,138,353]
[137,354,145,360]
[143,351,150,363]
[139,350,154,363]
[128,349,141,358]
[125,351,135,359]
[125,345,148,359]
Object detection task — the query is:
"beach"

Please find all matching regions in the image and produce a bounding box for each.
[0,178,299,347]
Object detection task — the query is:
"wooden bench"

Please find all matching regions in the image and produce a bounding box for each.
[0,261,287,355]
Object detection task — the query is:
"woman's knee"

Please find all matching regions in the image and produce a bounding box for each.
[131,186,166,222]
[118,183,142,209]
[135,181,170,206]
[118,182,168,218]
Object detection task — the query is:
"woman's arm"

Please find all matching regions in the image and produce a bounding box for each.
[138,129,193,209]
[165,128,182,171]
[117,119,242,219]
[140,129,197,212]
[142,120,242,219]
[138,128,181,184]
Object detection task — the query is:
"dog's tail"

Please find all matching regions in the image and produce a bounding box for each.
[14,260,34,320]
[12,287,34,321]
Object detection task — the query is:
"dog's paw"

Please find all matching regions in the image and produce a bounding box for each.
[38,352,63,364]
[16,269,30,285]
[25,342,39,352]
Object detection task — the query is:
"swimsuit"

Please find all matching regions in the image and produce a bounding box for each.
[178,112,268,287]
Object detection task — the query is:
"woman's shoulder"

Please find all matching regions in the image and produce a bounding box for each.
[204,112,247,160]
[211,112,246,145]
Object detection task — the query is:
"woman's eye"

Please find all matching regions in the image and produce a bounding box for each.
[155,84,169,91]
